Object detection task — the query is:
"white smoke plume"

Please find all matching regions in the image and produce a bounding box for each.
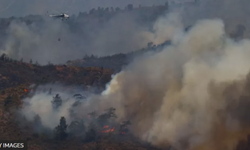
[20,84,94,129]
[20,15,250,150]
[82,18,250,150]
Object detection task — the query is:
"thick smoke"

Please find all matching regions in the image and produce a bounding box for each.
[82,19,250,150]
[20,84,93,129]
[20,15,250,150]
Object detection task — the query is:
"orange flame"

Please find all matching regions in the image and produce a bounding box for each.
[101,125,115,133]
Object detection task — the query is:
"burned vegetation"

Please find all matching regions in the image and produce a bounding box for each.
[32,92,132,141]
[0,84,158,150]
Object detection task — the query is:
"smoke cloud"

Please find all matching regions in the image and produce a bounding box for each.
[0,12,157,65]
[20,84,94,129]
[19,13,250,150]
[178,0,250,37]
[81,18,250,150]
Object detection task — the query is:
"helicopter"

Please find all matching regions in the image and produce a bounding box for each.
[47,11,70,20]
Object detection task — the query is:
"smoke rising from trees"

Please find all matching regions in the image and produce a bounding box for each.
[19,13,250,150]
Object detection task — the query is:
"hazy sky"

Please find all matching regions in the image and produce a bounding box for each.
[0,0,168,18]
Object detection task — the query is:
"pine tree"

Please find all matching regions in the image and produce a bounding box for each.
[33,114,43,132]
[33,114,42,126]
[54,117,68,140]
[51,94,62,109]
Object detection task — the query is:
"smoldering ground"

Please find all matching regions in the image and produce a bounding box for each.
[19,15,250,150]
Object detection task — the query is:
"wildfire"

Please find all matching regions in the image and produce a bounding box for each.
[101,125,115,133]
[24,88,33,93]
[24,89,28,93]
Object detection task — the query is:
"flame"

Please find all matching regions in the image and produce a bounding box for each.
[101,125,115,133]
[24,89,28,93]
[24,88,33,93]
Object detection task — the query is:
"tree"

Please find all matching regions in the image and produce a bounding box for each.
[115,7,121,12]
[97,107,117,127]
[20,58,23,62]
[54,117,68,140]
[0,53,6,61]
[90,54,95,59]
[33,114,42,126]
[88,111,97,119]
[165,2,169,9]
[83,54,89,60]
[68,119,85,136]
[105,7,109,12]
[89,8,96,14]
[35,61,39,66]
[51,94,62,109]
[127,4,133,11]
[119,120,131,134]
[33,114,43,132]
[29,59,33,64]
[110,7,114,12]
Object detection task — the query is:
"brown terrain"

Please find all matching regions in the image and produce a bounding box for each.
[0,55,163,150]
[0,2,250,150]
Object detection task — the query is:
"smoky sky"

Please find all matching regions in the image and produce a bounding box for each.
[0,0,168,18]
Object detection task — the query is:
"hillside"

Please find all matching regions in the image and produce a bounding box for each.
[0,57,165,150]
[1,2,250,150]
[0,54,113,91]
[0,85,162,150]
[66,40,171,72]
